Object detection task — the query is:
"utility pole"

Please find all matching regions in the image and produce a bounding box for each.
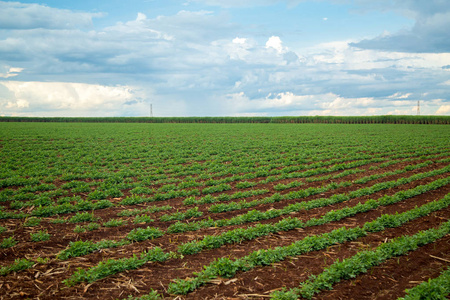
[417,101,420,115]
[150,103,153,117]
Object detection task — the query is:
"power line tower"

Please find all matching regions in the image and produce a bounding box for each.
[417,101,420,115]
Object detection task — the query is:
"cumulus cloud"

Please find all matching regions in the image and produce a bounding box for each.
[266,36,284,53]
[0,81,145,116]
[0,1,103,29]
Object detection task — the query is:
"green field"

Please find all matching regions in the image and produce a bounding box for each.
[0,122,449,299]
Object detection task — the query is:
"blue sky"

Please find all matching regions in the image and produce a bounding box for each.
[1,0,449,117]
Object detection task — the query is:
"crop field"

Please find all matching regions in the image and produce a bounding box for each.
[0,122,449,300]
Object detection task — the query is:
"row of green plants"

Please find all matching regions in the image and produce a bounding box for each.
[167,166,450,233]
[63,247,170,286]
[57,227,164,260]
[0,257,49,276]
[0,131,369,188]
[2,115,449,124]
[54,174,448,263]
[182,189,270,205]
[209,181,351,213]
[0,141,444,222]
[165,193,450,295]
[1,164,447,251]
[272,219,450,299]
[176,178,449,255]
[0,158,433,221]
[2,154,436,215]
[2,124,446,178]
[1,141,437,205]
[398,267,450,300]
[62,180,448,287]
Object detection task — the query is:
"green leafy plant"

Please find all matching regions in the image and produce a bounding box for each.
[0,258,34,276]
[30,230,51,242]
[160,207,202,222]
[103,219,127,227]
[69,212,99,223]
[399,267,450,300]
[74,222,100,233]
[23,217,41,227]
[0,236,18,248]
[126,227,164,242]
[133,214,154,224]
[64,247,169,286]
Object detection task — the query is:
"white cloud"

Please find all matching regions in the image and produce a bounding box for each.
[266,36,284,53]
[0,81,143,116]
[0,66,24,78]
[388,92,412,99]
[219,90,449,116]
[0,1,103,29]
[436,105,450,115]
[233,37,247,44]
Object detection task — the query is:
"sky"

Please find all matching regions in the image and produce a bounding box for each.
[0,0,450,117]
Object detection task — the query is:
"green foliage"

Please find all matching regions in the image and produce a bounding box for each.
[201,184,232,195]
[23,217,41,227]
[74,222,100,233]
[103,219,127,227]
[130,186,154,195]
[1,115,449,124]
[126,290,162,300]
[30,230,51,242]
[160,207,202,222]
[50,217,67,224]
[275,220,450,299]
[117,205,172,217]
[57,240,98,260]
[126,227,164,242]
[86,190,108,200]
[69,212,99,223]
[57,239,130,260]
[120,195,147,205]
[235,181,257,189]
[0,258,34,276]
[399,267,450,300]
[73,225,85,233]
[64,247,169,286]
[133,214,154,224]
[0,236,18,248]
